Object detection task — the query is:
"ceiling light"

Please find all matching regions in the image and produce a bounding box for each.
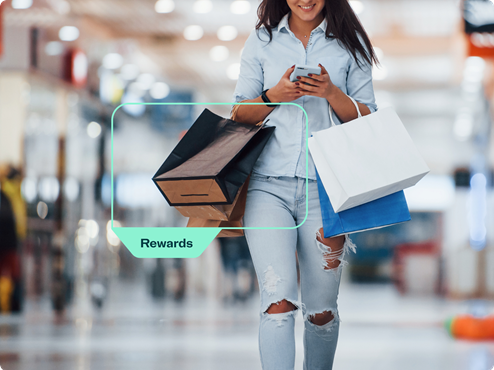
[210,45,229,61]
[217,26,238,41]
[12,0,32,9]
[231,0,250,14]
[103,53,123,70]
[150,82,170,100]
[38,177,60,202]
[21,177,37,203]
[87,121,102,139]
[59,26,80,41]
[193,0,212,13]
[184,25,204,41]
[155,0,175,13]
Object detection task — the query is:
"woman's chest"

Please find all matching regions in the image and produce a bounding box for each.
[259,34,351,91]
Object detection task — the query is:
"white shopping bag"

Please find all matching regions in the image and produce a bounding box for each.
[308,96,429,213]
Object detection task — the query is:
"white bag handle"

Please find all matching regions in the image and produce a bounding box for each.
[328,95,362,127]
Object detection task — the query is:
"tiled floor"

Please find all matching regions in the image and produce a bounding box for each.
[1,279,493,370]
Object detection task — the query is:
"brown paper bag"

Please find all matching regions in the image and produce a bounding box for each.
[175,176,249,221]
[184,176,250,238]
[186,218,244,238]
[153,109,274,206]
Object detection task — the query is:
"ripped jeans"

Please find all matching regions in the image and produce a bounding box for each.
[243,174,356,370]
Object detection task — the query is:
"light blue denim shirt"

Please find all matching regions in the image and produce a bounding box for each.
[232,12,377,180]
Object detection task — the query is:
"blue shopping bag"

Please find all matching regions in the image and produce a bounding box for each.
[316,170,411,238]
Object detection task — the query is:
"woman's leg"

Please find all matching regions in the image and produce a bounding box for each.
[244,176,301,370]
[295,178,356,370]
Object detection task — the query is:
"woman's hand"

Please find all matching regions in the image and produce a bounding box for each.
[296,64,336,100]
[265,65,302,103]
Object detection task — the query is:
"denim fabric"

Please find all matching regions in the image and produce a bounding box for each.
[243,174,356,370]
[232,12,377,180]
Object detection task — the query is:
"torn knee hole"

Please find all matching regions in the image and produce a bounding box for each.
[316,228,345,270]
[309,310,334,326]
[265,299,297,314]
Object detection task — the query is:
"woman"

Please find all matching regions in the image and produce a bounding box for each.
[232,0,378,369]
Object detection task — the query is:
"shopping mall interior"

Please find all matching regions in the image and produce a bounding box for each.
[1,0,494,369]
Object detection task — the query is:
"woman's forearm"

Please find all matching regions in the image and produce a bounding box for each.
[326,85,371,123]
[234,96,275,125]
[235,85,372,125]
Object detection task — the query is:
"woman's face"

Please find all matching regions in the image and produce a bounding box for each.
[286,0,325,23]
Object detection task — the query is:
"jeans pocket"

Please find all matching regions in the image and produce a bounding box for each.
[250,173,272,182]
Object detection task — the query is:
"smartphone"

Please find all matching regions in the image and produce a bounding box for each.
[290,64,321,82]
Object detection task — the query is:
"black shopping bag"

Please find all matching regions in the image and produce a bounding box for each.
[153,108,275,206]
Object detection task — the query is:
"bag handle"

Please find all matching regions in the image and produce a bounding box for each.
[231,101,264,126]
[328,95,362,127]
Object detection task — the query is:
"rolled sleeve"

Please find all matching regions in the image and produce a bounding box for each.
[232,29,264,104]
[346,42,378,113]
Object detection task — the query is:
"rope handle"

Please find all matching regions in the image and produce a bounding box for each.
[328,95,362,127]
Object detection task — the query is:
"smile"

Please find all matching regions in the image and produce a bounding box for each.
[299,4,315,11]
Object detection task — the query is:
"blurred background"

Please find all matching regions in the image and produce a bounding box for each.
[0,0,494,369]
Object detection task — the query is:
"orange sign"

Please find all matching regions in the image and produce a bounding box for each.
[467,33,494,58]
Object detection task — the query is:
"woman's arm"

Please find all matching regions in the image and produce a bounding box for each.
[232,30,267,125]
[325,83,371,122]
[234,66,301,125]
[331,47,378,122]
[233,95,275,125]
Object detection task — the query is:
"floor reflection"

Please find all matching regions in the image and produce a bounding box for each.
[0,280,493,370]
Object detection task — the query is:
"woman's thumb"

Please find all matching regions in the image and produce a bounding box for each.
[319,63,328,74]
[284,65,296,78]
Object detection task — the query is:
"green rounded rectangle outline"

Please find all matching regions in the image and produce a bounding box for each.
[110,102,311,257]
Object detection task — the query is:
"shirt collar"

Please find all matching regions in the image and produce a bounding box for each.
[277,12,327,34]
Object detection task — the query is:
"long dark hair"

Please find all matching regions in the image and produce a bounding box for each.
[255,0,378,68]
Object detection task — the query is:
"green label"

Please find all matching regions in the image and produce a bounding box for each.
[112,227,221,258]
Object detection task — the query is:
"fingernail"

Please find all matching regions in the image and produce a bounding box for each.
[291,65,295,68]
[308,74,312,77]
[295,82,300,85]
[297,76,301,79]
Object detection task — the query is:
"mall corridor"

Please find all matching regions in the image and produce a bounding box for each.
[1,0,494,369]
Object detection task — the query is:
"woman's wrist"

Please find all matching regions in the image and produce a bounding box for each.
[265,89,279,104]
[324,84,339,102]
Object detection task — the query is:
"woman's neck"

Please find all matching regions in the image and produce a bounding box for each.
[288,11,324,38]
